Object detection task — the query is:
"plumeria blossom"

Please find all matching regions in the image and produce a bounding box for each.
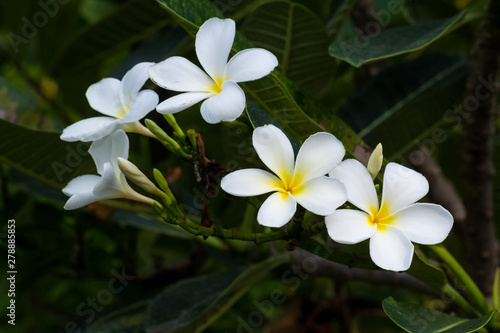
[326,160,453,272]
[61,62,159,142]
[221,125,347,228]
[62,130,154,210]
[148,17,278,124]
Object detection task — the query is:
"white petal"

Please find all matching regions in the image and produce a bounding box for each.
[224,48,278,83]
[200,81,245,123]
[64,191,102,210]
[93,162,127,198]
[62,175,101,196]
[329,159,378,215]
[381,163,429,214]
[120,62,154,106]
[86,78,125,118]
[391,203,453,245]
[221,169,282,196]
[293,132,345,185]
[148,56,215,92]
[196,17,235,80]
[60,117,121,142]
[252,124,295,186]
[293,177,347,216]
[89,130,129,175]
[257,192,296,228]
[325,209,377,244]
[120,89,158,123]
[369,225,414,271]
[156,92,213,115]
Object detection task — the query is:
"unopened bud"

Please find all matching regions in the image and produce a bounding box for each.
[187,129,198,151]
[154,169,184,217]
[367,143,383,180]
[164,114,187,145]
[118,158,172,206]
[118,158,156,193]
[145,119,191,160]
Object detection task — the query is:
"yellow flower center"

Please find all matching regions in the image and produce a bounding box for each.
[209,77,224,94]
[275,173,304,197]
[117,101,131,119]
[368,204,394,232]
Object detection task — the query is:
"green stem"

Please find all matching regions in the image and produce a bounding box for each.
[163,114,188,146]
[187,129,198,152]
[441,283,479,316]
[287,206,305,236]
[491,268,500,328]
[179,218,286,244]
[155,204,325,244]
[429,244,492,313]
[145,119,192,160]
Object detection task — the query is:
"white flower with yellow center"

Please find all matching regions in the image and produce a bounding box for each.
[62,130,154,210]
[221,125,347,227]
[326,160,454,272]
[148,17,278,124]
[61,62,159,142]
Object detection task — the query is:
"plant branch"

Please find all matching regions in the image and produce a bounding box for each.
[460,0,500,296]
[290,248,438,296]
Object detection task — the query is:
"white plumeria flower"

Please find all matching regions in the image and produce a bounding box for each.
[62,130,154,210]
[148,17,278,124]
[221,125,347,228]
[61,62,159,142]
[325,160,454,272]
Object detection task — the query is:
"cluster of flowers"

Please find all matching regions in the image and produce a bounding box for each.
[61,17,453,272]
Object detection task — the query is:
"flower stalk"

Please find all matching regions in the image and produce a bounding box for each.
[153,168,184,217]
[429,244,492,314]
[187,129,198,153]
[145,119,191,159]
[163,114,188,147]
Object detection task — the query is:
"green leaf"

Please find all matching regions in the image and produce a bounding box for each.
[144,253,290,333]
[0,118,95,189]
[382,297,495,333]
[0,77,56,131]
[407,248,447,290]
[113,210,193,240]
[85,312,146,333]
[80,0,117,24]
[329,5,484,67]
[240,1,335,95]
[50,0,171,75]
[155,0,223,35]
[494,135,500,240]
[246,101,301,153]
[376,77,465,160]
[338,53,466,138]
[84,300,152,333]
[327,0,357,39]
[156,0,365,155]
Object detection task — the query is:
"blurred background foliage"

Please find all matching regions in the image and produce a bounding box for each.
[0,0,497,332]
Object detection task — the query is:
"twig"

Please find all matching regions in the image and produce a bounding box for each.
[290,248,438,296]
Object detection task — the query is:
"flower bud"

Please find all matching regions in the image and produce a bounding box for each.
[118,158,172,206]
[163,114,187,145]
[145,119,191,160]
[367,143,383,180]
